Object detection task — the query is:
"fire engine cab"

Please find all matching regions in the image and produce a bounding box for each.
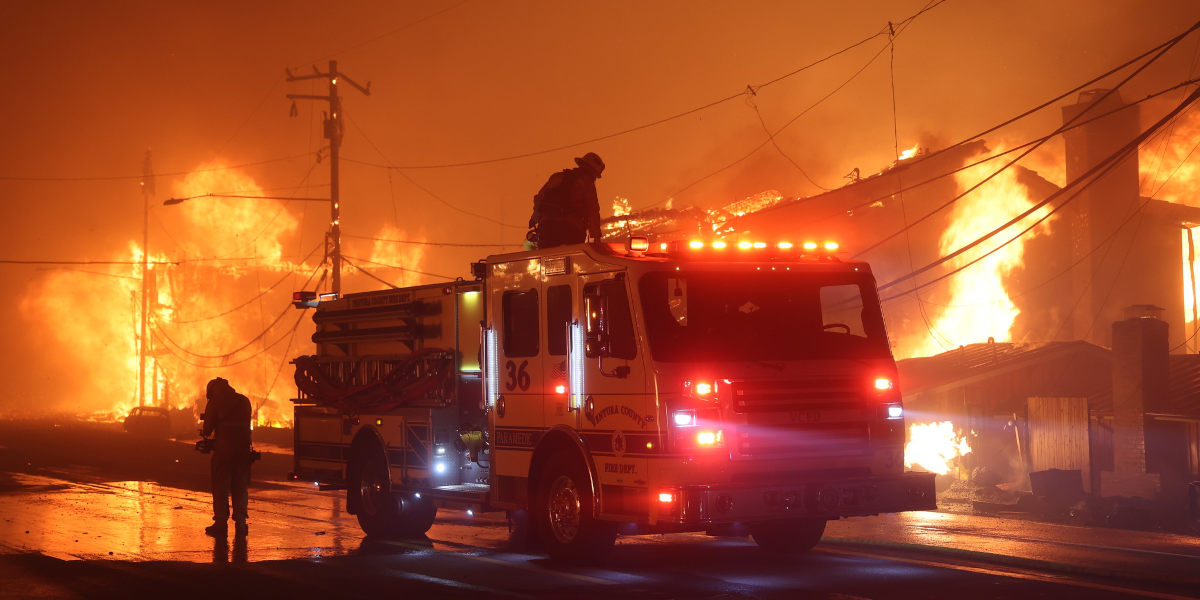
[291,238,936,560]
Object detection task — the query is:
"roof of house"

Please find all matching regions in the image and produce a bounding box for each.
[897,341,1200,418]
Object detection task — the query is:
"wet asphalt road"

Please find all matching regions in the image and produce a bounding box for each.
[2,422,1199,599]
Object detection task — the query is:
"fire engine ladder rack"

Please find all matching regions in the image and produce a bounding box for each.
[311,299,441,351]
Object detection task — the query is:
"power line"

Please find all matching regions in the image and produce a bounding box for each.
[877,84,1200,295]
[878,84,1200,303]
[172,242,323,324]
[35,266,141,281]
[339,1,947,171]
[342,253,459,281]
[787,76,1200,234]
[343,232,518,248]
[748,99,831,191]
[857,27,1196,260]
[1046,114,1200,341]
[614,78,1199,241]
[0,153,313,183]
[155,300,292,360]
[152,261,323,363]
[152,308,309,369]
[0,253,315,267]
[342,255,400,289]
[637,20,1200,227]
[290,0,472,70]
[342,115,525,228]
[0,259,178,266]
[650,6,930,207]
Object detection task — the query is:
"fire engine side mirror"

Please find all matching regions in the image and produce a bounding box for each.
[584,283,632,379]
[583,290,606,358]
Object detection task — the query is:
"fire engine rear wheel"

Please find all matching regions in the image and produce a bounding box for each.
[533,453,616,562]
[349,442,437,538]
[750,518,826,554]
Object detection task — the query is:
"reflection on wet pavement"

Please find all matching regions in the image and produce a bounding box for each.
[0,472,515,564]
[3,469,1200,593]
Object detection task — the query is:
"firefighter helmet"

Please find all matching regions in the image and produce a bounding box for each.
[574,152,605,178]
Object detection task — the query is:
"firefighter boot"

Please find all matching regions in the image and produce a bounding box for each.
[205,522,227,538]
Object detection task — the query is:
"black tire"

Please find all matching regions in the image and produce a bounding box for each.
[533,453,616,562]
[750,519,826,554]
[348,442,437,538]
[397,493,438,536]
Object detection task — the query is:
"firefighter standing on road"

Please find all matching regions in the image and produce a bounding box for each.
[527,152,605,249]
[202,377,252,537]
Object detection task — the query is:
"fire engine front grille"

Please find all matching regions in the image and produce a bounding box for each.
[736,423,868,456]
[729,377,862,413]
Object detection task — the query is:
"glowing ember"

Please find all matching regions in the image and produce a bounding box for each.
[612,196,632,218]
[905,420,972,475]
[905,146,1054,356]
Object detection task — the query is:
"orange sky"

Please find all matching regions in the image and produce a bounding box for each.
[1,0,1198,413]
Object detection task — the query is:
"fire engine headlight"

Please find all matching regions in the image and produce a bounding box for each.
[886,405,904,420]
[672,409,696,427]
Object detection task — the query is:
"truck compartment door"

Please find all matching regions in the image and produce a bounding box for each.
[293,404,349,484]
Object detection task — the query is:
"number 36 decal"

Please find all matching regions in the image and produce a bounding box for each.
[504,360,531,391]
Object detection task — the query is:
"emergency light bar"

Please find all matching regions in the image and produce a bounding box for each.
[652,239,842,259]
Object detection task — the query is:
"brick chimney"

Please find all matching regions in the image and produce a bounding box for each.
[1099,305,1166,498]
[1062,89,1141,347]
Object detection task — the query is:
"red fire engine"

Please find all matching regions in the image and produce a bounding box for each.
[291,238,935,560]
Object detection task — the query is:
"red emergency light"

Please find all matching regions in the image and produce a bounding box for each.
[662,239,842,259]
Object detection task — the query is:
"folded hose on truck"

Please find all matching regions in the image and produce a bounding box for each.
[294,348,454,413]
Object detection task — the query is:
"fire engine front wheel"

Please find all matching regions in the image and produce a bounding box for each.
[533,453,616,562]
[349,442,437,538]
[750,518,827,554]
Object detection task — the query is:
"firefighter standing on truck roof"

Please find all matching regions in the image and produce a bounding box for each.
[202,377,252,538]
[527,152,605,249]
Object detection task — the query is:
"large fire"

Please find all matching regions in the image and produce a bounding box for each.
[366,225,427,288]
[904,147,1055,357]
[17,162,431,430]
[1139,107,1200,352]
[904,420,972,475]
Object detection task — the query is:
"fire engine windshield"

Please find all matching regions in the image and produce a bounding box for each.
[639,270,891,362]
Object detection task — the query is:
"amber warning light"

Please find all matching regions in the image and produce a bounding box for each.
[293,291,335,308]
[663,239,841,258]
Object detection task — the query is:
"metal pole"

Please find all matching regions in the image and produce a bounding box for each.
[329,59,342,297]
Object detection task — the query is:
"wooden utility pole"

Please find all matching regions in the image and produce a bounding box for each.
[286,60,370,297]
[138,150,154,407]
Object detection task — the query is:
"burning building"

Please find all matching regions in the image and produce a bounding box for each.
[608,86,1200,522]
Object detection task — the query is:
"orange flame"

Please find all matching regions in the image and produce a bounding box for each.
[19,162,316,428]
[366,225,427,288]
[905,420,972,475]
[904,147,1055,357]
[1139,108,1200,351]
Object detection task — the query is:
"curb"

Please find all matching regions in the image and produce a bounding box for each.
[821,536,1200,592]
